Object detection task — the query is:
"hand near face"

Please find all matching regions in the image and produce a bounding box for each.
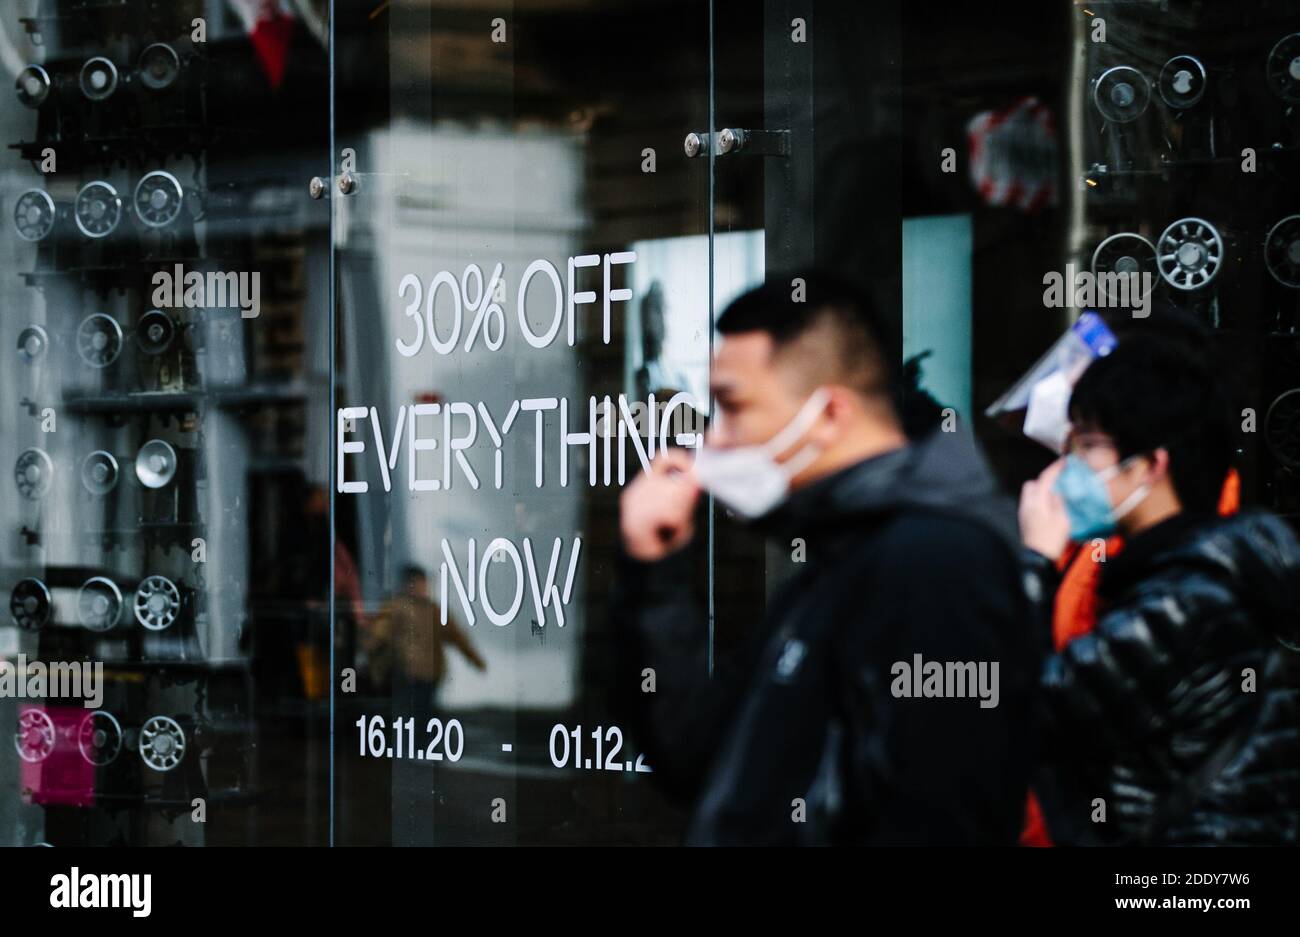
[620,449,701,562]
[1019,458,1072,562]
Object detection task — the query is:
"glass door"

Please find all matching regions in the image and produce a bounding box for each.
[329,0,714,845]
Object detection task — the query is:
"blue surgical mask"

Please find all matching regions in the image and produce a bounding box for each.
[1054,454,1150,541]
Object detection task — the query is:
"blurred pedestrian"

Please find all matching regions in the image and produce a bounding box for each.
[364,565,486,716]
[1020,335,1300,844]
[615,273,1040,845]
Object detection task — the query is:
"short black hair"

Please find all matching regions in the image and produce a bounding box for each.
[400,564,427,585]
[1069,323,1235,513]
[716,270,894,397]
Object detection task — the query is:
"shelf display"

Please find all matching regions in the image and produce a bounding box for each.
[1,0,329,846]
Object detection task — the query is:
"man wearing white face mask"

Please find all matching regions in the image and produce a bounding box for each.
[614,273,1041,845]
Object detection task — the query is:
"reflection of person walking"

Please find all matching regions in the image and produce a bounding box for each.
[364,565,486,717]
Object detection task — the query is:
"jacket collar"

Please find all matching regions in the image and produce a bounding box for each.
[1098,511,1214,599]
[748,425,1020,552]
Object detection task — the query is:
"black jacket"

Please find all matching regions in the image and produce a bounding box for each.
[613,427,1041,845]
[1026,510,1300,845]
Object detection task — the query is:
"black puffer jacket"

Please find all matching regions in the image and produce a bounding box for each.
[1027,510,1300,845]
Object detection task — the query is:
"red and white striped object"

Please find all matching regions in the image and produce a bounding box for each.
[967,97,1059,213]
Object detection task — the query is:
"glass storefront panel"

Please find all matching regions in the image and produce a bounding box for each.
[326,0,909,848]
[3,0,1297,850]
[329,0,712,845]
[0,0,331,846]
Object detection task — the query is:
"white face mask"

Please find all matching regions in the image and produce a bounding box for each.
[1098,456,1155,522]
[693,389,831,519]
[1023,370,1073,453]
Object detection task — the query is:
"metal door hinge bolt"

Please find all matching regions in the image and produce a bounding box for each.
[684,129,790,158]
[308,176,325,199]
[684,132,709,158]
[338,173,357,195]
[718,128,790,156]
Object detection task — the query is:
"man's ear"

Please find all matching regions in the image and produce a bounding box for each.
[812,386,854,440]
[1147,447,1172,483]
[823,386,846,417]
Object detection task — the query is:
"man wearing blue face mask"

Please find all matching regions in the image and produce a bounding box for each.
[613,273,1041,845]
[1019,333,1300,845]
